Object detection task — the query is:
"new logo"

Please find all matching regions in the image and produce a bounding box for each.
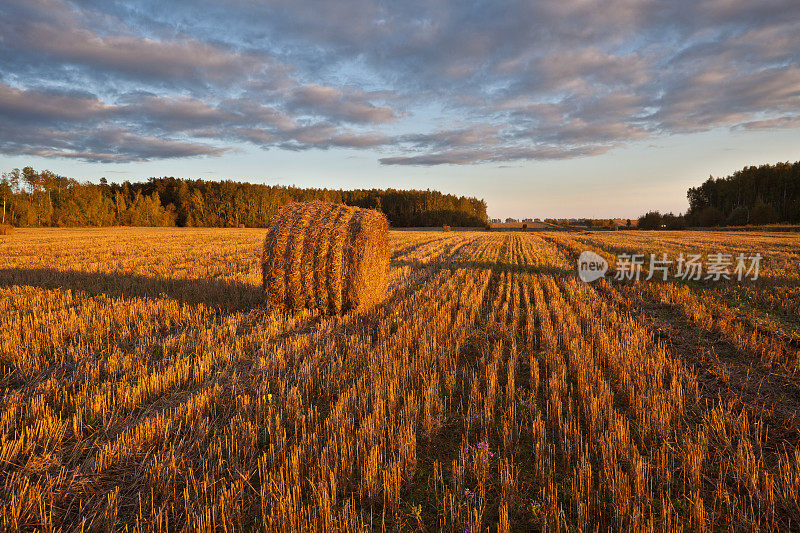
[577,251,607,283]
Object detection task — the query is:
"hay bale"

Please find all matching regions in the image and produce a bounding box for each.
[442,225,451,232]
[239,223,246,229]
[0,224,13,235]
[262,201,390,314]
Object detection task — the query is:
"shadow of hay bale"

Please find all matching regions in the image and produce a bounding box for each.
[0,267,264,314]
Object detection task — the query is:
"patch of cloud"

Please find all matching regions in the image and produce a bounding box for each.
[0,1,269,89]
[0,83,116,122]
[288,85,398,124]
[653,64,800,132]
[0,122,226,163]
[735,115,800,130]
[380,144,612,166]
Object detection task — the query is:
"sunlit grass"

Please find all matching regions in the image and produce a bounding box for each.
[1,228,799,530]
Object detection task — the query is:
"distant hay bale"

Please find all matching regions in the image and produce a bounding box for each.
[239,223,246,229]
[0,224,13,235]
[262,201,390,314]
[442,225,451,232]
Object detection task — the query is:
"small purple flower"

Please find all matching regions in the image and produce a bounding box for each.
[471,440,493,461]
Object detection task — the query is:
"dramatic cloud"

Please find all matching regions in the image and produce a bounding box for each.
[1,0,799,164]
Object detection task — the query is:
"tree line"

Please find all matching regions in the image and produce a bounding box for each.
[0,168,488,228]
[637,161,800,229]
[686,161,800,226]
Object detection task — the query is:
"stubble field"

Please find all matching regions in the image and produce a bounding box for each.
[1,227,800,531]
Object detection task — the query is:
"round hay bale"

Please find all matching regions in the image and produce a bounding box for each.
[0,224,13,236]
[262,201,390,314]
[442,225,451,232]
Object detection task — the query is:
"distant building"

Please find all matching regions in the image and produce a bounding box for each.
[522,218,533,223]
[505,217,518,223]
[490,218,501,223]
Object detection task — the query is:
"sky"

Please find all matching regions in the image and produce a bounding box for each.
[1,0,799,219]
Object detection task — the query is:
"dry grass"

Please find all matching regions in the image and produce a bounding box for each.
[262,202,390,314]
[1,227,800,531]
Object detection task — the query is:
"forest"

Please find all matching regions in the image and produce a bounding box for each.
[0,167,488,228]
[637,161,800,229]
[685,160,800,226]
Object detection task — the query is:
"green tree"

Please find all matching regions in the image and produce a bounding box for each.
[749,198,779,225]
[726,206,749,226]
[638,211,663,230]
[687,161,800,223]
[1,167,490,228]
[663,212,686,230]
[694,207,726,227]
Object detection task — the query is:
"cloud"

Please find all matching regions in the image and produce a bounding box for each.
[0,83,116,122]
[0,84,227,161]
[1,0,799,165]
[735,115,800,130]
[288,85,398,124]
[120,94,235,130]
[0,122,227,163]
[653,64,800,132]
[400,125,502,150]
[380,153,486,166]
[80,129,229,161]
[0,80,394,160]
[380,144,611,166]
[24,25,263,83]
[0,1,269,87]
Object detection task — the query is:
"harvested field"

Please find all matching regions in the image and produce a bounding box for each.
[1,227,800,531]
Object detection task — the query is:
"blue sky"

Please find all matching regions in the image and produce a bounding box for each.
[1,0,799,219]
